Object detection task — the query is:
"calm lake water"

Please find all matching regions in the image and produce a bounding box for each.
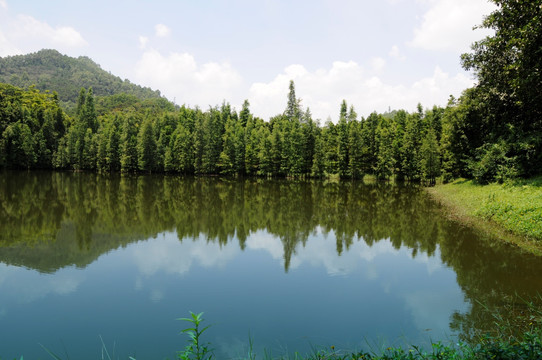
[1,171,542,359]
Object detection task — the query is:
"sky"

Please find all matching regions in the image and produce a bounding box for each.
[0,0,496,122]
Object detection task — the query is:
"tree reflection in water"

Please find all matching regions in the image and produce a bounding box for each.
[1,170,541,343]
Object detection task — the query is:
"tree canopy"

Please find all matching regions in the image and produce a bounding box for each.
[460,0,542,180]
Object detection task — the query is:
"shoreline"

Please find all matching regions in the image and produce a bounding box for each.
[425,178,542,256]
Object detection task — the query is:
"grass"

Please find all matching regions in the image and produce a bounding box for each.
[18,329,542,360]
[426,176,542,254]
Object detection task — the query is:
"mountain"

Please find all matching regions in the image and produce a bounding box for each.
[0,49,163,112]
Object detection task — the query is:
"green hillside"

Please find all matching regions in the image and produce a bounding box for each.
[0,49,163,113]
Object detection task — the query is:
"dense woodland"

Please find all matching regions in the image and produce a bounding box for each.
[0,0,540,183]
[0,49,162,113]
[0,80,451,183]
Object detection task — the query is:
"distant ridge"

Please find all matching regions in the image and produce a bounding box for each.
[0,49,163,112]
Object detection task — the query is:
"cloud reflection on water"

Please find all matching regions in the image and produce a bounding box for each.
[126,228,466,335]
[0,263,83,317]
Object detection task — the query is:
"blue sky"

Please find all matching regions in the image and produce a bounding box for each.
[0,0,496,121]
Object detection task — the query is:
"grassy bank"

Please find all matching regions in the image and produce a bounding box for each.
[426,177,542,254]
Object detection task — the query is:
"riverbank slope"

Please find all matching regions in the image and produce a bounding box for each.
[426,177,542,255]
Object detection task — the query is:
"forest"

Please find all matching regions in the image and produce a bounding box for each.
[0,49,162,112]
[0,0,540,184]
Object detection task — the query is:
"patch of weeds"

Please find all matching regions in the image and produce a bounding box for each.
[177,311,214,360]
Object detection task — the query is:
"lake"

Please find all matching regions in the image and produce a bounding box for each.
[1,171,541,359]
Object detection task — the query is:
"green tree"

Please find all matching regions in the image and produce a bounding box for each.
[269,117,284,176]
[360,112,379,175]
[286,119,304,176]
[322,121,338,174]
[257,125,272,176]
[461,0,542,177]
[204,107,225,174]
[375,117,394,180]
[106,119,121,171]
[402,110,424,181]
[155,113,177,171]
[165,123,194,174]
[82,87,97,132]
[244,115,260,176]
[120,115,139,172]
[193,109,207,174]
[137,115,157,172]
[337,100,350,178]
[2,122,36,168]
[300,108,316,175]
[239,99,251,128]
[440,91,486,181]
[391,110,407,180]
[347,119,363,179]
[96,125,109,171]
[285,80,301,122]
[76,88,86,116]
[219,115,238,175]
[420,128,440,184]
[311,128,325,178]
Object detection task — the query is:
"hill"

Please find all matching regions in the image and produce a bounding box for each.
[0,49,163,113]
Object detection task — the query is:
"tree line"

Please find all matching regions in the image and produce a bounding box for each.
[0,0,540,183]
[0,80,446,182]
[0,77,536,184]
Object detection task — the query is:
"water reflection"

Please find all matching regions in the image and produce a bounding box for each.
[0,171,541,347]
[0,171,440,272]
[0,263,83,307]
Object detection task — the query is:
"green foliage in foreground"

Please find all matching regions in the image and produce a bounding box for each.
[321,330,542,359]
[171,311,542,360]
[16,310,542,360]
[177,312,214,360]
[430,177,542,240]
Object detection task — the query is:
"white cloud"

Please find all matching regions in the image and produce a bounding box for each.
[135,49,473,122]
[154,23,170,38]
[249,62,474,122]
[246,231,284,259]
[14,14,87,48]
[0,6,87,57]
[0,30,21,56]
[247,229,404,276]
[409,0,496,52]
[249,61,362,121]
[131,232,239,277]
[129,229,408,279]
[134,49,243,107]
[389,45,406,61]
[0,264,83,309]
[413,247,445,275]
[138,35,148,49]
[371,57,386,72]
[404,289,467,333]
